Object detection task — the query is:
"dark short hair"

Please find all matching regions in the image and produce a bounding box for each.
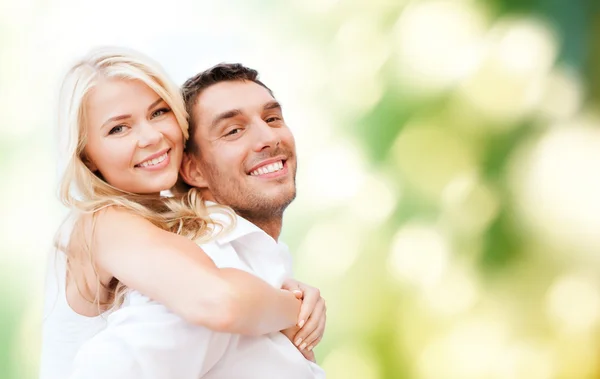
[181,63,274,154]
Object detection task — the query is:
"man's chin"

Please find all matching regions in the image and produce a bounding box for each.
[256,189,296,212]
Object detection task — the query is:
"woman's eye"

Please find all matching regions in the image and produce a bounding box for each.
[108,125,127,135]
[151,107,171,118]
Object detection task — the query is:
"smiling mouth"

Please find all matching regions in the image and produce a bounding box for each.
[135,149,170,168]
[249,160,285,176]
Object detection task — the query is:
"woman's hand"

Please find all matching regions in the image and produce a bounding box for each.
[281,278,326,355]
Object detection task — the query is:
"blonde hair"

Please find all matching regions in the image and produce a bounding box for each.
[55,46,232,311]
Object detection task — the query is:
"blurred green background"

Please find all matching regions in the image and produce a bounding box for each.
[2,0,600,378]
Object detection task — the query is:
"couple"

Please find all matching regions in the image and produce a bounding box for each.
[40,47,326,379]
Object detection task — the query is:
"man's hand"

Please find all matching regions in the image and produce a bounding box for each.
[280,278,326,356]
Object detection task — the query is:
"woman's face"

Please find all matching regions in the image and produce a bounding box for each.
[83,78,183,194]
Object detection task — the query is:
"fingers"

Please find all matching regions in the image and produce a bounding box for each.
[301,349,316,363]
[294,297,325,350]
[281,278,300,292]
[280,326,298,343]
[292,289,303,299]
[302,311,326,351]
[281,278,304,300]
[297,286,320,328]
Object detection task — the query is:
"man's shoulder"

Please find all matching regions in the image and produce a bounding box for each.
[195,237,225,257]
[194,236,245,270]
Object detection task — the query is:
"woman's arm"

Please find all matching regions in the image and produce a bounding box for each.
[80,207,301,336]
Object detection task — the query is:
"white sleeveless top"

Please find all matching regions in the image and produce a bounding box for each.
[38,219,109,379]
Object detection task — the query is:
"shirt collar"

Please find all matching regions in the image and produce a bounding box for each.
[205,202,278,246]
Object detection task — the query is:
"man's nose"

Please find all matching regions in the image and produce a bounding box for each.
[251,119,279,152]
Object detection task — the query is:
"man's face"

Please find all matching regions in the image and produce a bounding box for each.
[187,80,297,218]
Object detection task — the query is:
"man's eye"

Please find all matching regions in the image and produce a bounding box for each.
[225,128,242,136]
[266,116,281,123]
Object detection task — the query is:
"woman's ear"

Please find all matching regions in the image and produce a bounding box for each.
[180,153,209,189]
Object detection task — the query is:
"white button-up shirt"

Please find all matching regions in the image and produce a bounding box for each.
[69,212,326,379]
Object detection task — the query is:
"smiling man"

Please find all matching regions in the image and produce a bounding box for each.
[180,64,297,241]
[176,64,326,377]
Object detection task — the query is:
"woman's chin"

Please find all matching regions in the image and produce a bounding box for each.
[122,179,179,196]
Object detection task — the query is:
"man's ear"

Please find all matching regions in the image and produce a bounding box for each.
[180,153,209,189]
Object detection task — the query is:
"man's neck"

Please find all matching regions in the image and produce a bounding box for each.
[237,212,283,241]
[200,189,285,240]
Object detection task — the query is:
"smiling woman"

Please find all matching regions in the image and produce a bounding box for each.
[83,78,183,194]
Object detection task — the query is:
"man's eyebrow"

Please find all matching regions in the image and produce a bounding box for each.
[264,101,282,111]
[210,109,242,130]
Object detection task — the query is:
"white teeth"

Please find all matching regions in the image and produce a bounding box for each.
[250,160,284,176]
[138,152,167,168]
